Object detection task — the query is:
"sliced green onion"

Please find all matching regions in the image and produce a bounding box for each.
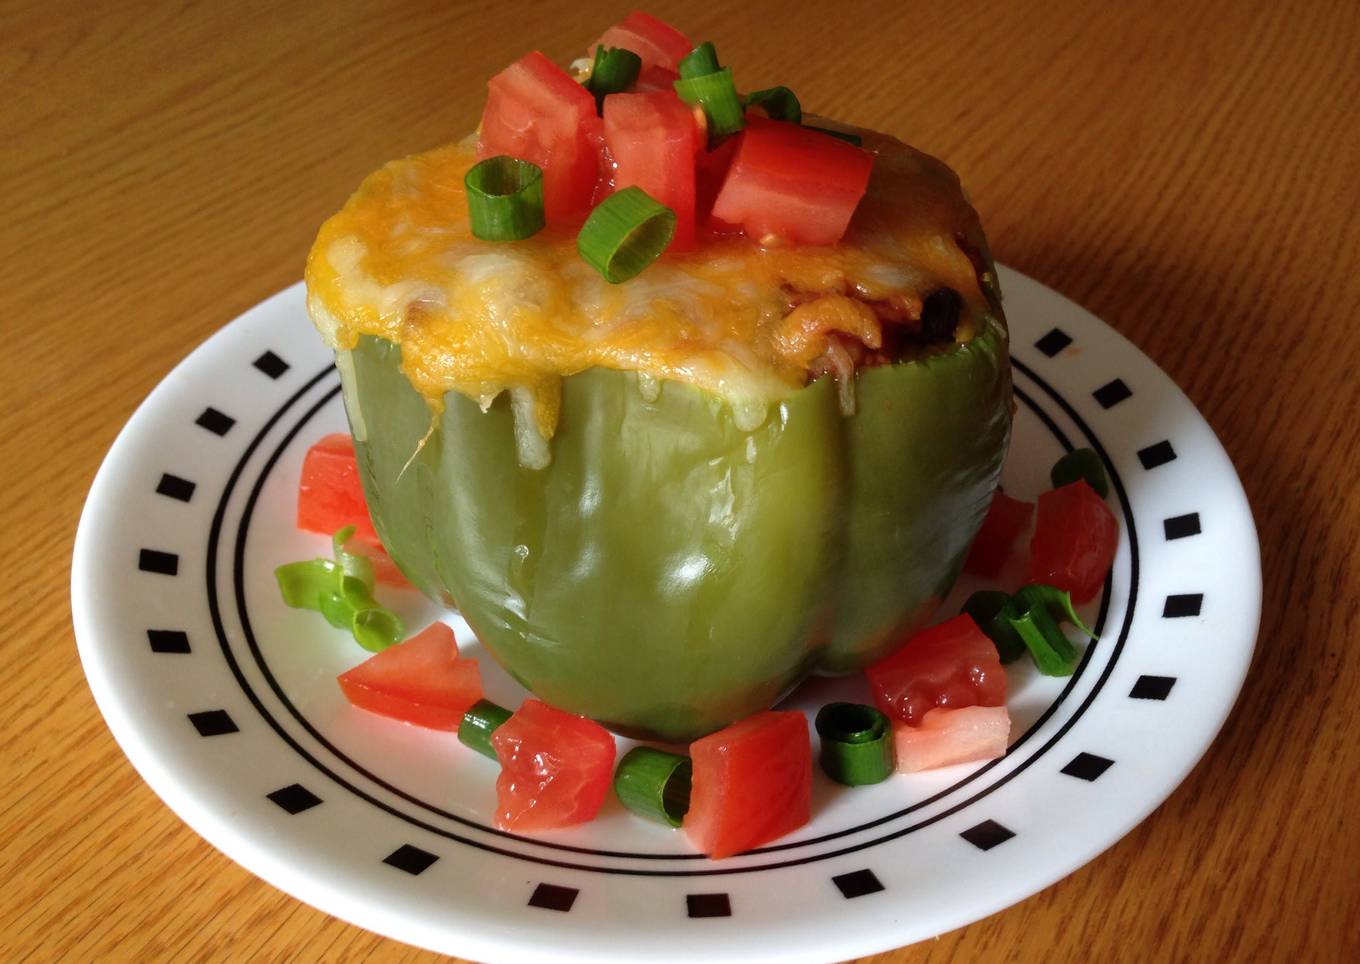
[577,186,675,283]
[1008,602,1078,676]
[1013,584,1098,640]
[745,86,801,123]
[458,699,513,760]
[677,41,720,79]
[814,703,895,786]
[806,125,863,146]
[674,68,745,141]
[464,156,545,242]
[352,608,404,652]
[962,590,1027,663]
[332,525,375,585]
[275,559,339,609]
[1050,447,1109,498]
[614,747,692,826]
[586,45,641,109]
[274,529,405,651]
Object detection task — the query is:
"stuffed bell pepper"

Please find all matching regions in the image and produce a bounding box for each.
[303,14,1012,742]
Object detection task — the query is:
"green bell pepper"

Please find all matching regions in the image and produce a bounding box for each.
[339,319,1011,742]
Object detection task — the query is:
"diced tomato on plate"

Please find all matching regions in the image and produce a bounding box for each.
[964,489,1035,578]
[604,91,698,249]
[1025,479,1118,603]
[684,710,811,859]
[591,11,692,72]
[491,699,617,832]
[337,622,483,730]
[866,614,1007,726]
[893,705,1010,772]
[479,51,603,226]
[711,116,874,246]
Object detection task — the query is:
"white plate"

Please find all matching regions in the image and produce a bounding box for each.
[73,267,1259,963]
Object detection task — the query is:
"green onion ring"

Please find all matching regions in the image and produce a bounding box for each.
[677,41,720,79]
[458,700,514,760]
[745,86,802,123]
[815,703,895,786]
[613,747,692,826]
[274,528,404,651]
[673,67,745,141]
[962,589,1028,663]
[1013,584,1098,640]
[577,186,676,283]
[1050,447,1110,498]
[464,155,546,242]
[587,45,641,110]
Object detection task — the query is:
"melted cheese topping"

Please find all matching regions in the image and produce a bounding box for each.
[305,127,997,441]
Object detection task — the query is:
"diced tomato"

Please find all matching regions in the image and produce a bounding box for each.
[711,117,874,246]
[893,705,1010,773]
[491,700,616,832]
[479,51,602,226]
[591,12,692,72]
[964,489,1035,578]
[1025,479,1118,603]
[337,623,482,730]
[684,711,811,859]
[634,64,680,93]
[297,433,379,544]
[604,91,697,249]
[866,615,1007,726]
[696,134,741,233]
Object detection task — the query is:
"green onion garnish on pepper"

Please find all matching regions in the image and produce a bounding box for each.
[815,702,894,785]
[677,41,721,79]
[1050,447,1109,498]
[275,526,404,651]
[464,155,546,242]
[806,125,863,146]
[674,68,745,141]
[577,186,676,283]
[1007,583,1097,676]
[458,699,513,760]
[614,746,692,826]
[586,45,641,110]
[962,589,1028,663]
[745,86,802,123]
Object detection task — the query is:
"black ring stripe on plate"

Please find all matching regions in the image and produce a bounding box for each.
[1034,328,1072,357]
[1092,378,1132,408]
[188,710,238,736]
[268,783,323,814]
[147,629,191,654]
[528,883,578,911]
[156,473,196,502]
[204,358,1138,875]
[960,819,1015,850]
[195,407,236,436]
[1060,752,1114,781]
[1137,440,1177,469]
[383,844,439,875]
[1129,675,1176,700]
[253,350,290,379]
[1163,513,1201,540]
[138,549,179,575]
[687,893,732,917]
[832,870,884,899]
[1162,593,1203,618]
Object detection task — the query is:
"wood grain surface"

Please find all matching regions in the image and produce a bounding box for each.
[3,0,1358,960]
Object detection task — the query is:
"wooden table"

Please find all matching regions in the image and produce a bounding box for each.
[5,0,1357,959]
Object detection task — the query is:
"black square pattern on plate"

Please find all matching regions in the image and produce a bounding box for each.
[528,883,578,912]
[195,407,236,436]
[1034,328,1073,357]
[267,784,322,814]
[1163,593,1203,618]
[831,869,884,899]
[687,893,732,918]
[188,710,238,737]
[1092,378,1132,408]
[960,819,1015,851]
[155,473,196,502]
[1163,513,1201,540]
[1137,440,1177,470]
[1130,675,1176,700]
[147,629,190,654]
[138,549,179,575]
[383,845,439,875]
[1061,752,1115,782]
[253,350,290,379]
